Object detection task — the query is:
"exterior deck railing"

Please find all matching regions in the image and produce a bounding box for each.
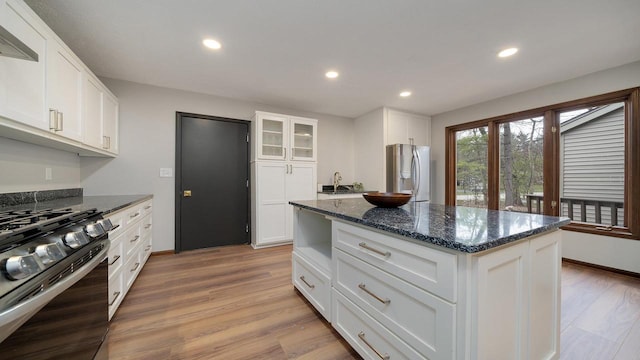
[525,194,623,226]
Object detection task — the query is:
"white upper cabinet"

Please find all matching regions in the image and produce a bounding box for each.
[385,108,430,146]
[0,0,118,157]
[0,0,47,130]
[46,39,83,142]
[254,111,317,162]
[83,73,119,154]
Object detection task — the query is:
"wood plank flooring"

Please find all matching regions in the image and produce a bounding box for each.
[108,245,640,360]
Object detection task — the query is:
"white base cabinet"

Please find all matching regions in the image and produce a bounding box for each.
[105,199,153,320]
[251,160,316,248]
[292,207,562,360]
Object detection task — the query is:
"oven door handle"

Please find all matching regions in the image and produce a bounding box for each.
[0,241,109,343]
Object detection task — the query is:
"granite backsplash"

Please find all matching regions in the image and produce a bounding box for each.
[0,188,83,207]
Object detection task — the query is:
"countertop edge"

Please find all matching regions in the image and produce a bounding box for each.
[290,201,570,253]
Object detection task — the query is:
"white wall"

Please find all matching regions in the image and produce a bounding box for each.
[430,60,640,273]
[0,137,80,192]
[81,78,354,252]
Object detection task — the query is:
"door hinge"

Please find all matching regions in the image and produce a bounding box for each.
[551,200,557,208]
[551,126,557,133]
[245,224,249,233]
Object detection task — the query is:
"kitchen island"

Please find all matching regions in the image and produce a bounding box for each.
[289,198,570,360]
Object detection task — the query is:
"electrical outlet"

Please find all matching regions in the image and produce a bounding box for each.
[159,168,173,178]
[45,167,52,180]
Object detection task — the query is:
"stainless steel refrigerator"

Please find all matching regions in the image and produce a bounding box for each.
[386,144,430,202]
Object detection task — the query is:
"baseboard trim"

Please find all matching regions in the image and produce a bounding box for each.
[562,258,640,279]
[151,250,175,256]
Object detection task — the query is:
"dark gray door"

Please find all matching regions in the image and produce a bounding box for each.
[176,112,250,252]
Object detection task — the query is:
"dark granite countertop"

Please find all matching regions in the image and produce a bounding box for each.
[0,195,152,215]
[289,198,570,253]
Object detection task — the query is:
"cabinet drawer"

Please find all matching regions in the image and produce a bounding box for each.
[333,221,457,302]
[108,270,123,320]
[123,224,142,257]
[332,290,425,360]
[107,236,123,277]
[141,234,152,263]
[140,200,153,217]
[124,251,142,290]
[124,204,143,225]
[140,214,152,238]
[334,250,455,359]
[105,210,125,240]
[292,252,331,321]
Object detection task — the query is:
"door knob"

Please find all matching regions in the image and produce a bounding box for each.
[183,190,192,197]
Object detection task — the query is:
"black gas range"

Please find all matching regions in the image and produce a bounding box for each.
[0,206,114,359]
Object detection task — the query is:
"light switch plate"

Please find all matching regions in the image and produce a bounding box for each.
[159,168,173,178]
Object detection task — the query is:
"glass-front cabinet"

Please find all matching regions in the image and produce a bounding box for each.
[254,111,317,161]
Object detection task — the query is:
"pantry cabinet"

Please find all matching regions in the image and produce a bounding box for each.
[253,111,317,162]
[0,0,118,157]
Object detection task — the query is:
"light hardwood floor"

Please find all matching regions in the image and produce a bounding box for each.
[108,245,640,360]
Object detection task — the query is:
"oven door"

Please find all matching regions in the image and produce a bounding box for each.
[0,242,109,359]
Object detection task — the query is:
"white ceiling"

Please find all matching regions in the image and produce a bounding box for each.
[25,0,640,118]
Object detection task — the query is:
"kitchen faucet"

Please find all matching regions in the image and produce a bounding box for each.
[333,171,342,192]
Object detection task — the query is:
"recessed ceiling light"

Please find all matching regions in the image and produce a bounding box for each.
[325,71,339,79]
[203,38,222,50]
[399,91,412,97]
[498,47,518,58]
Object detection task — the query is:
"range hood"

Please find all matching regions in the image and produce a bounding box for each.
[0,24,38,61]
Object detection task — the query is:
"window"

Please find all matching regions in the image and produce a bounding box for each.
[445,88,640,240]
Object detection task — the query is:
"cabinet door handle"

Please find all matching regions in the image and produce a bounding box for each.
[358,283,390,305]
[357,332,390,360]
[130,235,140,243]
[102,136,109,149]
[290,164,293,174]
[56,112,64,131]
[283,147,286,160]
[144,205,152,210]
[130,262,140,272]
[130,212,140,219]
[108,224,120,232]
[144,224,152,229]
[49,109,57,130]
[358,242,391,258]
[108,255,121,266]
[145,245,151,252]
[299,275,315,289]
[109,291,121,306]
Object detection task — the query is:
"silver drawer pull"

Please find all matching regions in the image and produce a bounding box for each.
[144,205,152,210]
[358,331,390,360]
[130,235,140,243]
[358,242,390,257]
[109,291,121,306]
[108,255,121,266]
[145,245,151,252]
[299,275,315,289]
[131,262,140,272]
[144,224,152,229]
[130,212,140,219]
[358,283,390,305]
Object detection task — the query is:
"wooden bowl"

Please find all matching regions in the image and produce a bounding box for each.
[362,192,412,208]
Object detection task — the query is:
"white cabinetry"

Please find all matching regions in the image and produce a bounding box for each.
[251,111,317,248]
[105,199,153,320]
[46,38,83,141]
[292,208,562,359]
[83,73,118,154]
[354,107,431,192]
[253,111,317,162]
[252,161,316,248]
[386,108,430,146]
[0,0,47,130]
[0,0,118,157]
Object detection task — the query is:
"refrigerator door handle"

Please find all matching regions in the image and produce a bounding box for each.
[413,147,421,199]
